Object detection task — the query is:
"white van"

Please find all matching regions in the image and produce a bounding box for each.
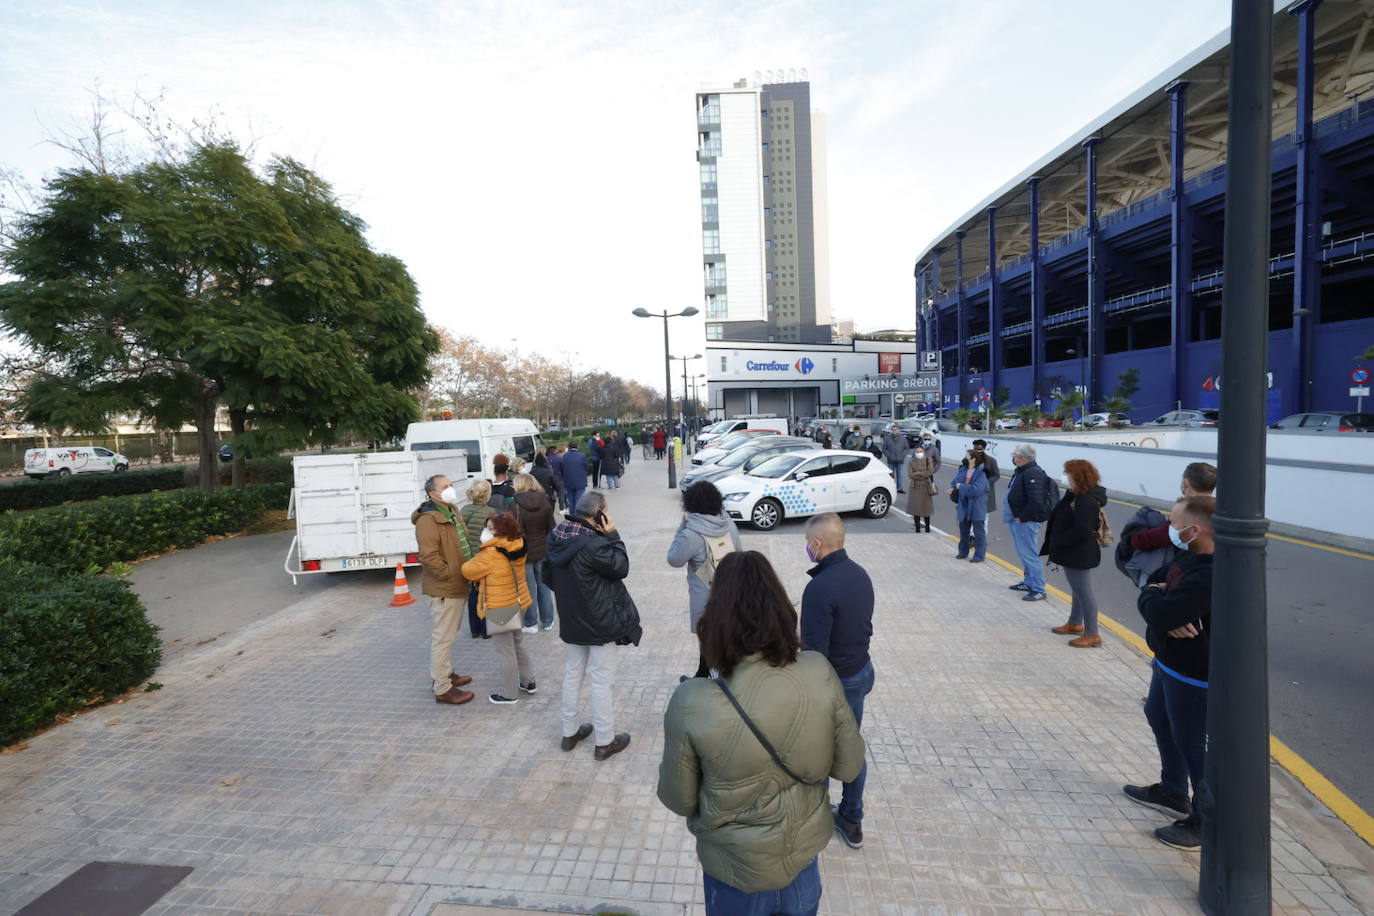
[696,416,790,450]
[403,418,544,476]
[24,446,130,479]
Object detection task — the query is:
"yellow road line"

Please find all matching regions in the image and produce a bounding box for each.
[1106,498,1374,562]
[944,531,1374,846]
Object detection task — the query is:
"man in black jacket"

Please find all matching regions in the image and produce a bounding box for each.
[546,491,642,761]
[1004,443,1051,601]
[1124,495,1215,851]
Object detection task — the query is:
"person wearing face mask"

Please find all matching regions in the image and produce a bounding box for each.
[461,480,497,639]
[904,441,937,532]
[1004,443,1052,601]
[1124,496,1216,852]
[799,513,875,850]
[880,424,910,493]
[860,434,882,459]
[411,475,476,705]
[1039,459,1109,647]
[1116,462,1217,587]
[918,432,941,469]
[959,440,1000,513]
[461,512,536,705]
[949,449,990,562]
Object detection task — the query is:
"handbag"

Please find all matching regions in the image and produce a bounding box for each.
[712,676,826,786]
[482,556,527,635]
[927,479,938,496]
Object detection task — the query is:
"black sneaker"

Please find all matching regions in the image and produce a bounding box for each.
[1009,582,1031,592]
[1123,783,1191,820]
[561,723,592,751]
[1155,818,1201,851]
[519,681,537,694]
[1022,591,1047,602]
[831,805,863,849]
[594,732,631,761]
[489,694,518,705]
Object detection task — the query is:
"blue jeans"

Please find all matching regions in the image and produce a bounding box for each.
[565,487,585,516]
[837,660,874,824]
[521,559,556,629]
[1008,520,1045,591]
[956,519,986,559]
[1145,662,1208,801]
[703,858,820,916]
[887,460,905,491]
[605,474,621,489]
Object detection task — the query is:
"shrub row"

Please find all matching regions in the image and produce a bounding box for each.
[0,467,187,513]
[0,482,290,574]
[208,455,295,487]
[0,558,161,746]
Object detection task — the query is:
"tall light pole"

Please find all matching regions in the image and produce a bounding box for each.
[632,307,699,488]
[671,354,703,452]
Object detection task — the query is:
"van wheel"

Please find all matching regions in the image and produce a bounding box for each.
[864,489,891,519]
[114,464,128,472]
[57,468,71,477]
[750,498,782,531]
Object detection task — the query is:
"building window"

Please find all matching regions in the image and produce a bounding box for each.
[761,142,769,153]
[832,359,838,372]
[720,356,728,371]
[706,325,723,340]
[704,263,726,287]
[706,294,728,319]
[702,197,718,223]
[703,229,720,254]
[700,162,717,191]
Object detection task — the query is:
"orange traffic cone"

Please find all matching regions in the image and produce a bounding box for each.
[390,563,416,607]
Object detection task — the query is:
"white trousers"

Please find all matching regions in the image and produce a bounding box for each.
[561,642,617,746]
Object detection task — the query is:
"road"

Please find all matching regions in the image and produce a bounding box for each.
[736,475,1374,817]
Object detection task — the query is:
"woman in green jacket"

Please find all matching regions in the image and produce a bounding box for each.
[657,551,864,915]
[462,480,496,638]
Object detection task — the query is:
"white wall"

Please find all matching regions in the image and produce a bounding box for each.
[716,90,767,322]
[938,432,1374,541]
[1048,427,1374,466]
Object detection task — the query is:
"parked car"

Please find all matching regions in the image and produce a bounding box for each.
[1146,409,1219,428]
[690,429,782,466]
[24,446,130,478]
[1270,411,1374,432]
[679,437,821,489]
[1082,411,1133,429]
[893,417,939,445]
[695,417,789,450]
[716,450,895,531]
[1034,417,1066,429]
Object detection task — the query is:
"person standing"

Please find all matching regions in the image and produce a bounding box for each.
[549,444,568,511]
[1004,443,1052,601]
[1040,459,1108,647]
[961,439,1000,512]
[905,443,936,532]
[411,475,476,706]
[800,513,875,850]
[880,424,910,494]
[919,431,941,469]
[489,455,515,511]
[513,473,557,632]
[601,434,624,489]
[531,452,561,508]
[641,425,652,459]
[460,512,536,705]
[460,479,497,639]
[657,551,865,915]
[1124,496,1216,851]
[1118,462,1216,586]
[652,426,667,459]
[561,443,589,519]
[587,432,604,489]
[545,491,642,761]
[949,450,990,562]
[665,481,742,681]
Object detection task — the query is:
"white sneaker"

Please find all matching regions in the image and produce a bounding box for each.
[521,625,539,634]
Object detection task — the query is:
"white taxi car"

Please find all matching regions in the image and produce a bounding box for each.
[716,449,896,530]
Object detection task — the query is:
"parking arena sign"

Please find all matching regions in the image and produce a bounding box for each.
[840,373,941,395]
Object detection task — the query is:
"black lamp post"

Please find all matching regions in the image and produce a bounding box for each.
[632,307,699,488]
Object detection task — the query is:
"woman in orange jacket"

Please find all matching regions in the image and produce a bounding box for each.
[461,512,535,704]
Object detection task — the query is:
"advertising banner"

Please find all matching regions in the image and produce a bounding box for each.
[840,373,941,395]
[878,352,903,374]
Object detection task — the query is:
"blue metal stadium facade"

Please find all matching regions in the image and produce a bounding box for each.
[913,0,1374,423]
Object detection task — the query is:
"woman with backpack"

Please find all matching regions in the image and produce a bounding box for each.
[666,481,741,682]
[1040,458,1109,648]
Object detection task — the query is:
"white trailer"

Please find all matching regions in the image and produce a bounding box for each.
[283,449,473,582]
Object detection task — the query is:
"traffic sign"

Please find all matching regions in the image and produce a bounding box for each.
[894,393,907,405]
[1352,387,1370,397]
[1352,367,1371,385]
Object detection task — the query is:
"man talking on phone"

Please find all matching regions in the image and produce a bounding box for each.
[545,491,643,761]
[1123,495,1215,852]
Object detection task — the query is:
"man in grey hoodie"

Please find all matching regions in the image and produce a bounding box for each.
[666,481,742,681]
[880,424,911,493]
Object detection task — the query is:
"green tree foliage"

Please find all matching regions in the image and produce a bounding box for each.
[1358,345,1374,360]
[984,401,1008,432]
[0,143,436,491]
[1099,368,1142,426]
[1054,390,1086,429]
[1013,403,1044,430]
[950,407,974,432]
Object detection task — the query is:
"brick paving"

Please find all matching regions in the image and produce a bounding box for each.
[0,456,1368,915]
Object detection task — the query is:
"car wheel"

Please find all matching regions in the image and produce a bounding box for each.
[750,498,782,531]
[114,464,128,472]
[57,468,71,477]
[864,488,891,519]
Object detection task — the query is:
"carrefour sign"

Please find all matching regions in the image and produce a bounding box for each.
[746,357,815,374]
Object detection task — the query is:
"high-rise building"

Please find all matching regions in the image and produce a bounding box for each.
[696,75,831,344]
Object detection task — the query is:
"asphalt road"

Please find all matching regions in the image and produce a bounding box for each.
[738,478,1373,816]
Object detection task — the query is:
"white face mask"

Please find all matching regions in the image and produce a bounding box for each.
[439,486,458,505]
[915,450,925,459]
[479,528,495,544]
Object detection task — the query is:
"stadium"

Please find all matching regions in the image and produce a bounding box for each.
[913,0,1374,422]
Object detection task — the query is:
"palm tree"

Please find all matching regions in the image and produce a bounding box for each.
[1054,390,1086,429]
[984,402,1008,433]
[1013,403,1043,430]
[950,407,974,432]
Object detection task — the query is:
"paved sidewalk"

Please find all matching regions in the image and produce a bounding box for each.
[1,459,1369,915]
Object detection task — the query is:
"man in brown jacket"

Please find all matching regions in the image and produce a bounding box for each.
[412,474,475,705]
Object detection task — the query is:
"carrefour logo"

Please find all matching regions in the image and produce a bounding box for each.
[795,357,815,374]
[745,357,815,374]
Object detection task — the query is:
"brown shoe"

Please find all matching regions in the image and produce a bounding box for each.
[435,687,474,704]
[450,673,472,687]
[1068,634,1102,648]
[969,557,984,564]
[1051,623,1085,635]
[594,732,631,761]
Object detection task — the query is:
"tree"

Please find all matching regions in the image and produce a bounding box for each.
[0,142,436,490]
[1098,368,1141,427]
[1358,345,1374,360]
[1054,390,1086,429]
[950,407,974,432]
[984,401,1008,433]
[1013,403,1044,430]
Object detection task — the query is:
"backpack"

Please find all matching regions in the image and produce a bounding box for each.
[1041,474,1061,521]
[695,530,737,587]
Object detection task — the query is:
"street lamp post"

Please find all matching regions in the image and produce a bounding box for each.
[671,354,703,453]
[632,307,699,488]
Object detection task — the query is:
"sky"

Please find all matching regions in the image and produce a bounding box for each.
[0,0,1235,389]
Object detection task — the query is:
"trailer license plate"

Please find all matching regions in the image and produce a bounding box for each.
[343,556,390,569]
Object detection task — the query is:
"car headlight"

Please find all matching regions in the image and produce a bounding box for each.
[723,492,748,502]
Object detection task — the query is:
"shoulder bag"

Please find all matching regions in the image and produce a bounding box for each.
[482,555,527,635]
[713,676,826,786]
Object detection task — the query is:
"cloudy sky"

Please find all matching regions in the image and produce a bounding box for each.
[1,0,1233,388]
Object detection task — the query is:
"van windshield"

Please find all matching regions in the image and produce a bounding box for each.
[412,440,481,473]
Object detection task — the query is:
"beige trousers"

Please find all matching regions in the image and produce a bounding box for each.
[429,596,465,695]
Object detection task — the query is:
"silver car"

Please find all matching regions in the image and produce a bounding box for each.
[679,438,822,489]
[1270,411,1374,432]
[1146,409,1219,428]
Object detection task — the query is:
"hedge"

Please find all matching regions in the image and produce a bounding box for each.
[0,482,290,574]
[210,454,294,487]
[0,558,162,745]
[0,467,187,513]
